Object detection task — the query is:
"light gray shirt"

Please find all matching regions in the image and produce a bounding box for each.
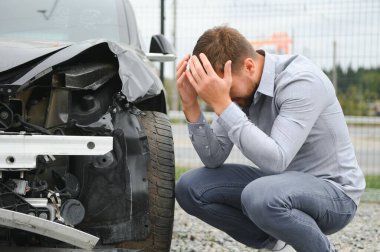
[188,51,365,205]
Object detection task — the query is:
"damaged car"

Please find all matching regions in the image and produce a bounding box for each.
[0,0,176,251]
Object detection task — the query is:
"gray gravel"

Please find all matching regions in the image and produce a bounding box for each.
[171,201,380,252]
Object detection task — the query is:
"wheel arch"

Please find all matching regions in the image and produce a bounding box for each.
[135,91,167,114]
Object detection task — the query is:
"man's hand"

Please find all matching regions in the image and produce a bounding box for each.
[186,53,232,115]
[176,54,201,122]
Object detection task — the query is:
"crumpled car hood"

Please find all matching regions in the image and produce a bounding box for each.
[0,39,163,102]
[0,41,70,72]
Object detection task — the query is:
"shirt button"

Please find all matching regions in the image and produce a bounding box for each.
[205,145,209,149]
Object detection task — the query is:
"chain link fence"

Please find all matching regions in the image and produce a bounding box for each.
[129,0,380,187]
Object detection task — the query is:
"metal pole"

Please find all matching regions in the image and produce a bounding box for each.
[332,40,337,93]
[172,0,178,110]
[160,0,165,82]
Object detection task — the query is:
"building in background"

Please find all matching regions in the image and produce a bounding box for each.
[251,32,292,54]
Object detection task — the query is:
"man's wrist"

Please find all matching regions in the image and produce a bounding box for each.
[213,99,232,116]
[182,101,201,123]
[216,102,247,133]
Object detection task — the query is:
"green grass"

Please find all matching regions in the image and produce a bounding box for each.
[365,175,380,189]
[175,166,190,181]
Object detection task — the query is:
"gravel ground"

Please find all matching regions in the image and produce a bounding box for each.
[171,201,380,252]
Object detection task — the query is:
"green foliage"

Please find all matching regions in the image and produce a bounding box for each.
[325,66,380,116]
[338,85,369,115]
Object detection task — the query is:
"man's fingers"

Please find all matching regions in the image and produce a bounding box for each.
[185,70,199,93]
[199,53,217,76]
[189,57,203,83]
[176,54,190,72]
[223,60,232,83]
[177,71,186,88]
[191,55,208,79]
[176,60,187,80]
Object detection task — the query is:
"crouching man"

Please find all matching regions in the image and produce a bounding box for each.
[175,26,365,252]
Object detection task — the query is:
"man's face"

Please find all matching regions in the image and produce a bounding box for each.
[217,68,255,109]
[230,71,256,108]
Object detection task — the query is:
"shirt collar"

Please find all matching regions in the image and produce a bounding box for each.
[255,50,275,98]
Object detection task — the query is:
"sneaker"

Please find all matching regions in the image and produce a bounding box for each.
[258,240,296,252]
[274,244,296,252]
[272,240,295,252]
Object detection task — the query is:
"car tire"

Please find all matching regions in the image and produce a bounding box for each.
[118,111,175,252]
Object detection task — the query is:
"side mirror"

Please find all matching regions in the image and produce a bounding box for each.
[146,34,176,62]
[149,34,175,54]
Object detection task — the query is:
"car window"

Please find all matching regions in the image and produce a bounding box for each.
[0,0,136,44]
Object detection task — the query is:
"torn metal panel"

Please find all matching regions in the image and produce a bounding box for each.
[0,208,99,250]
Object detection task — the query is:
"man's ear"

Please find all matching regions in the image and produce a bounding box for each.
[243,58,255,75]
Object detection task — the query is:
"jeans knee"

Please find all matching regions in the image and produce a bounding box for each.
[241,181,267,217]
[175,170,201,215]
[241,179,286,227]
[175,172,191,205]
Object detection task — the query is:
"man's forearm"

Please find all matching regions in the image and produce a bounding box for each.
[187,112,233,168]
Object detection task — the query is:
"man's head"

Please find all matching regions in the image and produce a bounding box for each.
[192,26,256,73]
[192,26,264,108]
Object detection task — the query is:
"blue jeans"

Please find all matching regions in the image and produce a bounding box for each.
[175,164,357,252]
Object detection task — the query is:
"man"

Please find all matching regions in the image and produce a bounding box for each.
[175,26,365,252]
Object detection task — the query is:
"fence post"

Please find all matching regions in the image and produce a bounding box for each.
[160,0,165,82]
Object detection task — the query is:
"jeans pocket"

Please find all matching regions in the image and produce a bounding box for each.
[318,209,355,235]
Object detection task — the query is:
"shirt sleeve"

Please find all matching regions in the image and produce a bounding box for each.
[187,112,234,168]
[217,72,331,174]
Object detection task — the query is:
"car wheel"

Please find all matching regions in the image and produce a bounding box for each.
[118,111,175,252]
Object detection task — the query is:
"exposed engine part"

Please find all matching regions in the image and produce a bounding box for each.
[0,84,19,96]
[0,102,13,130]
[43,155,56,163]
[29,180,48,193]
[24,198,47,207]
[52,172,80,199]
[24,87,51,127]
[60,199,85,226]
[10,179,29,195]
[15,114,51,135]
[0,182,49,217]
[62,173,80,198]
[46,203,57,222]
[70,80,118,125]
[44,88,69,129]
[71,95,103,125]
[24,198,56,221]
[38,212,48,219]
[47,190,64,223]
[81,95,99,112]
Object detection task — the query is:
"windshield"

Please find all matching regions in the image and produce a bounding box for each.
[0,0,132,43]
